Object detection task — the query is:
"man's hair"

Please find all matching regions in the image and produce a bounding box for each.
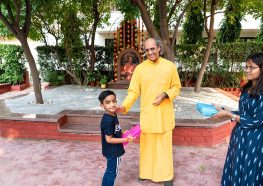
[98,90,116,103]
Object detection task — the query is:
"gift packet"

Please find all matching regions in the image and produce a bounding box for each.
[196,103,218,117]
[122,124,141,146]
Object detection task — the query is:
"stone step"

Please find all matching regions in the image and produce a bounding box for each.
[66,115,102,124]
[58,110,139,134]
[59,123,101,134]
[107,80,130,89]
[59,122,136,134]
[66,114,135,125]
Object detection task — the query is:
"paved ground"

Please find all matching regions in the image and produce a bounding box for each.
[0,138,228,186]
[0,85,238,186]
[1,85,238,119]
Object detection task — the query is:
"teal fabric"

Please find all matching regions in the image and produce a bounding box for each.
[196,103,218,117]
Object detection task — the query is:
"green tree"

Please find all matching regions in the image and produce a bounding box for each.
[31,0,111,84]
[181,1,204,44]
[0,0,43,103]
[61,5,83,85]
[256,17,263,42]
[115,0,195,61]
[31,0,64,46]
[240,0,263,19]
[195,0,219,92]
[217,0,242,43]
[78,0,111,72]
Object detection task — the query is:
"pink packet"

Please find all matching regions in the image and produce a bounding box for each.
[122,124,141,146]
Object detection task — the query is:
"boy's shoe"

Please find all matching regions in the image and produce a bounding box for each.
[163,180,173,186]
[137,178,148,183]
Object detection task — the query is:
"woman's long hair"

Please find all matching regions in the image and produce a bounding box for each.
[242,53,263,97]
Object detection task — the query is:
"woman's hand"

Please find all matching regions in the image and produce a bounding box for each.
[212,110,228,119]
[212,105,229,119]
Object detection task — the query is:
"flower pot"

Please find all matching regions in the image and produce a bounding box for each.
[240,80,246,87]
[89,81,96,87]
[101,84,106,89]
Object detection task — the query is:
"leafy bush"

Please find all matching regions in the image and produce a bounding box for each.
[175,42,263,87]
[44,71,65,86]
[37,45,114,84]
[0,44,26,85]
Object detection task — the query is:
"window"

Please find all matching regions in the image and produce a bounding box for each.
[105,39,114,48]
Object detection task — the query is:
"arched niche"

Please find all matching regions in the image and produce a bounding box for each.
[117,48,142,81]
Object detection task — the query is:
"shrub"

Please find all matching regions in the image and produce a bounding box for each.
[0,45,26,85]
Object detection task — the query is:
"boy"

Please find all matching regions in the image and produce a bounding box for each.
[98,90,133,186]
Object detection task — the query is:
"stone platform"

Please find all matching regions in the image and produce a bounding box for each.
[0,85,238,147]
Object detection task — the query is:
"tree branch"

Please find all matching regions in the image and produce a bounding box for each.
[23,0,31,36]
[167,0,181,22]
[132,0,160,39]
[6,3,16,25]
[14,0,22,24]
[171,0,194,47]
[204,0,209,36]
[0,4,18,36]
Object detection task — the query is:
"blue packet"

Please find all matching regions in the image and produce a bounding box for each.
[196,103,218,117]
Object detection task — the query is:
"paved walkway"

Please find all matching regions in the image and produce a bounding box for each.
[0,138,227,186]
[1,85,238,119]
[0,85,238,185]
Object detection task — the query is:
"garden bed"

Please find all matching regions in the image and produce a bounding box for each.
[0,83,11,94]
[0,82,30,93]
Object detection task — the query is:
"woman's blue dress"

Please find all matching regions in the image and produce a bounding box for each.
[221,92,263,186]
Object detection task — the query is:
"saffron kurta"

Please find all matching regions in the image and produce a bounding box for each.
[122,57,181,182]
[221,92,263,186]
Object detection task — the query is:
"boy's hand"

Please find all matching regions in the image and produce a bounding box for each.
[127,135,134,143]
[116,105,126,113]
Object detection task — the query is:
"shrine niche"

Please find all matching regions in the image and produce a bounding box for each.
[118,48,140,81]
[113,20,147,82]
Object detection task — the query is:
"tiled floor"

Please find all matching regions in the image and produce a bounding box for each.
[0,85,235,185]
[2,85,238,120]
[0,138,228,186]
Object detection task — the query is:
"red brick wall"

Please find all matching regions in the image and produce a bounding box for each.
[0,84,11,94]
[173,121,235,147]
[0,120,100,142]
[0,119,235,147]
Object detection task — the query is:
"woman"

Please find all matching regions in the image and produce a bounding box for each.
[213,53,263,186]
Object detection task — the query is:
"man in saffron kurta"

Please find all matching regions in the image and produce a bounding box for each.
[117,38,181,185]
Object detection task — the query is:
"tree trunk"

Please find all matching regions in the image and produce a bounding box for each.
[194,0,217,93]
[158,1,174,62]
[19,36,44,104]
[89,0,100,71]
[163,44,175,62]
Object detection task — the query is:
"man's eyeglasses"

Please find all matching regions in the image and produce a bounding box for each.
[243,66,260,72]
[144,47,156,53]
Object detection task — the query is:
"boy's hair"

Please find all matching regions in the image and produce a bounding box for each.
[98,90,116,104]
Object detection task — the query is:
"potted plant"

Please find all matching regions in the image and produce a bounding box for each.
[239,72,247,87]
[99,75,107,89]
[87,70,97,86]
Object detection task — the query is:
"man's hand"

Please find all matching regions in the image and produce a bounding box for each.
[115,105,126,113]
[152,93,166,106]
